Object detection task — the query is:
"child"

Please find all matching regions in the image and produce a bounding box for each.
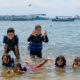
[72,57,80,67]
[11,58,50,74]
[55,55,66,68]
[27,25,49,58]
[72,57,78,67]
[2,54,14,67]
[3,28,20,59]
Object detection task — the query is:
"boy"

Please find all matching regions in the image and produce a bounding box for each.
[27,25,49,58]
[3,28,20,59]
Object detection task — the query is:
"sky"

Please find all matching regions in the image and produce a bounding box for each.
[0,0,80,17]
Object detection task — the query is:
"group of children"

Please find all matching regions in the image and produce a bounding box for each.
[3,25,48,59]
[2,54,80,74]
[2,25,49,74]
[2,25,80,74]
[2,54,50,73]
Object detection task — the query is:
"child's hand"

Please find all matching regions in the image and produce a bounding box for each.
[43,30,47,36]
[45,57,51,62]
[24,61,30,64]
[7,70,10,74]
[16,56,20,60]
[32,30,35,35]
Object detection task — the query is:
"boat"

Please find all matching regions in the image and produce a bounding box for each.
[52,16,75,21]
[74,15,80,20]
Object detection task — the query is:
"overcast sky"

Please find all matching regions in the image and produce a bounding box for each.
[0,0,80,17]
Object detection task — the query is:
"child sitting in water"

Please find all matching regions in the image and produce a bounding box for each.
[2,54,14,67]
[55,55,66,68]
[72,57,80,67]
[27,25,49,58]
[11,58,50,74]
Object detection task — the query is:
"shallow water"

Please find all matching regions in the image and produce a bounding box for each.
[0,20,80,80]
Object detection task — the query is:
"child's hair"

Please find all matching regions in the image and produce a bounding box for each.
[35,25,41,30]
[2,54,11,63]
[55,55,66,68]
[74,57,80,62]
[12,63,22,71]
[74,57,78,62]
[7,28,15,33]
[72,57,80,67]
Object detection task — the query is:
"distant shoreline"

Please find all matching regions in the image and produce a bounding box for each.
[0,15,80,21]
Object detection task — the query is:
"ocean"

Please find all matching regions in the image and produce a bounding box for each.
[0,20,80,80]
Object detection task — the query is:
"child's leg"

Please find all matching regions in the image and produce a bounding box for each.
[30,51,36,58]
[36,51,42,58]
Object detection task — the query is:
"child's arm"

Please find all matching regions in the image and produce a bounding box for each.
[43,35,49,42]
[43,31,49,42]
[72,63,78,68]
[23,58,50,70]
[27,30,35,42]
[14,45,20,59]
[4,44,8,54]
[27,35,33,42]
[37,58,50,67]
[7,67,11,74]
[14,36,20,59]
[3,36,8,53]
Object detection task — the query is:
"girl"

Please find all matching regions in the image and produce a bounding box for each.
[2,54,14,67]
[12,58,50,74]
[55,55,66,68]
[27,25,49,58]
[72,57,80,67]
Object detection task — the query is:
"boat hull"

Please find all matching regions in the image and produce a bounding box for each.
[52,18,75,22]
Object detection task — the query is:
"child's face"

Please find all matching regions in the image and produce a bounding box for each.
[57,59,63,66]
[13,64,21,72]
[3,56,10,64]
[7,32,14,40]
[35,28,41,35]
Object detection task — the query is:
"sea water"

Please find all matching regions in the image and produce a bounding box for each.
[0,20,80,80]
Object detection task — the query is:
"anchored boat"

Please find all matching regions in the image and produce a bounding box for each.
[52,16,75,21]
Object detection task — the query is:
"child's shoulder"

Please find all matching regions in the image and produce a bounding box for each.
[4,35,7,38]
[3,35,8,40]
[14,35,18,37]
[14,35,19,39]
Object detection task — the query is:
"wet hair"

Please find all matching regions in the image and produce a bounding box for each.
[7,28,15,34]
[74,57,80,63]
[77,57,80,61]
[12,63,27,72]
[2,54,11,64]
[12,63,22,71]
[74,58,78,62]
[55,55,66,68]
[35,25,41,30]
